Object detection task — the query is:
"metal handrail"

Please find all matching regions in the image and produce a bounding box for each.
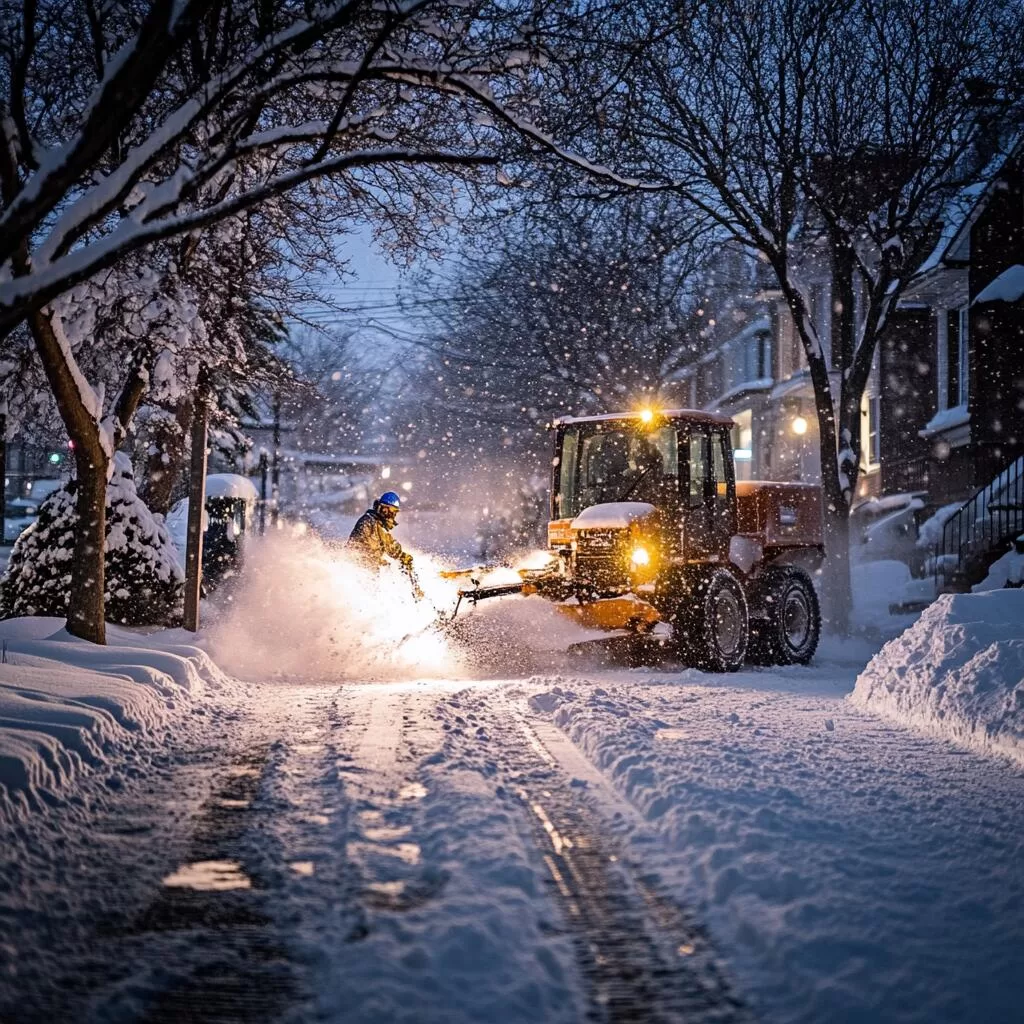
[885,454,930,495]
[935,455,1024,590]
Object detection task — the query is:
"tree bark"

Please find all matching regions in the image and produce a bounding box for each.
[183,385,209,632]
[270,392,280,527]
[776,268,853,634]
[822,500,853,634]
[68,440,108,644]
[112,361,149,447]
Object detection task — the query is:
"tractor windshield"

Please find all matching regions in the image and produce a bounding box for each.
[554,422,679,519]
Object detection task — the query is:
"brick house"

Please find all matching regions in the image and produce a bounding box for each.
[882,141,1024,507]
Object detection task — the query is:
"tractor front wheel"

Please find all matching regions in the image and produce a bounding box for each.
[673,568,749,672]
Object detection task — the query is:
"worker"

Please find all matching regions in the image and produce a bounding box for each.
[347,491,422,596]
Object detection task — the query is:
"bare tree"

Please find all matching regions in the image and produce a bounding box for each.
[403,199,710,461]
[603,0,1024,627]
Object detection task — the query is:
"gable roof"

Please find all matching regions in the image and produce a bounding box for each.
[917,137,1024,275]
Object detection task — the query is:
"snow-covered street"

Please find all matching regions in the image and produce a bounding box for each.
[4,1,1024,1020]
[3,622,1023,1024]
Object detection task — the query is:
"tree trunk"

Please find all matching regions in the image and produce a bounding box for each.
[67,441,108,644]
[271,392,281,527]
[27,308,110,644]
[777,269,854,634]
[822,499,853,634]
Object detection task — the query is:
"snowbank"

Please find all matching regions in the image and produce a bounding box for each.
[851,589,1024,764]
[0,617,227,819]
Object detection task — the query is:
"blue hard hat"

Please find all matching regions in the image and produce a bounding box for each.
[378,491,401,509]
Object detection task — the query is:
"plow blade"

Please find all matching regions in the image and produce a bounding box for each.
[555,595,661,632]
[566,633,673,667]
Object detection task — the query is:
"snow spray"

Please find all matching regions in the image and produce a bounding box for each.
[208,534,603,680]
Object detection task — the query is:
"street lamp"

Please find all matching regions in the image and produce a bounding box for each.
[791,415,808,436]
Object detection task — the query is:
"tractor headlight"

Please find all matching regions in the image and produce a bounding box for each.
[630,545,650,567]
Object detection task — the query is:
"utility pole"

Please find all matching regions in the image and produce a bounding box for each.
[258,451,269,535]
[183,375,210,632]
[0,411,6,546]
[270,392,281,527]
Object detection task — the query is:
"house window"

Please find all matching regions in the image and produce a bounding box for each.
[732,409,754,480]
[945,306,969,408]
[742,331,769,383]
[957,305,969,406]
[867,395,880,465]
[859,392,880,468]
[777,305,803,379]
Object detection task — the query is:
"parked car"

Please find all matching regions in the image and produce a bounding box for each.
[3,498,40,542]
[27,478,63,502]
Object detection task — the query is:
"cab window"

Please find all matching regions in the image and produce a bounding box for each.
[555,428,579,518]
[710,429,728,497]
[688,433,707,508]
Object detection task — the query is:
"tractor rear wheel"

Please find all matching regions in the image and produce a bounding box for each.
[673,568,749,672]
[749,565,820,666]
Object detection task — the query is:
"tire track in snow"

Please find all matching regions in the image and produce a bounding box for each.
[468,692,752,1024]
[126,740,301,1024]
[333,684,450,927]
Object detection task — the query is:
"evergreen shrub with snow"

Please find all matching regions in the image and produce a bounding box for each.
[0,454,184,625]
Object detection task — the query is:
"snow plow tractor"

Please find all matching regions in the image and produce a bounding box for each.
[458,409,825,671]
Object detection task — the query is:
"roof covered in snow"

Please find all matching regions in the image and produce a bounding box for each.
[552,408,734,428]
[975,264,1024,305]
[205,474,259,501]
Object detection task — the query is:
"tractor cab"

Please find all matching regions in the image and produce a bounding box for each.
[548,409,739,595]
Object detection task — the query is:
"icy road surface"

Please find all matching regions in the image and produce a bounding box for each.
[2,653,1024,1023]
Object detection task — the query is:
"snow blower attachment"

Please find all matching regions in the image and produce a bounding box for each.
[447,408,827,671]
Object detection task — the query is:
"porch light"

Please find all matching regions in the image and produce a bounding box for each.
[791,416,808,436]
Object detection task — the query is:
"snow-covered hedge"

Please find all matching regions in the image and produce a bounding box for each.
[851,589,1024,765]
[0,454,184,626]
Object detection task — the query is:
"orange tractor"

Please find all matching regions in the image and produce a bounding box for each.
[456,408,825,671]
